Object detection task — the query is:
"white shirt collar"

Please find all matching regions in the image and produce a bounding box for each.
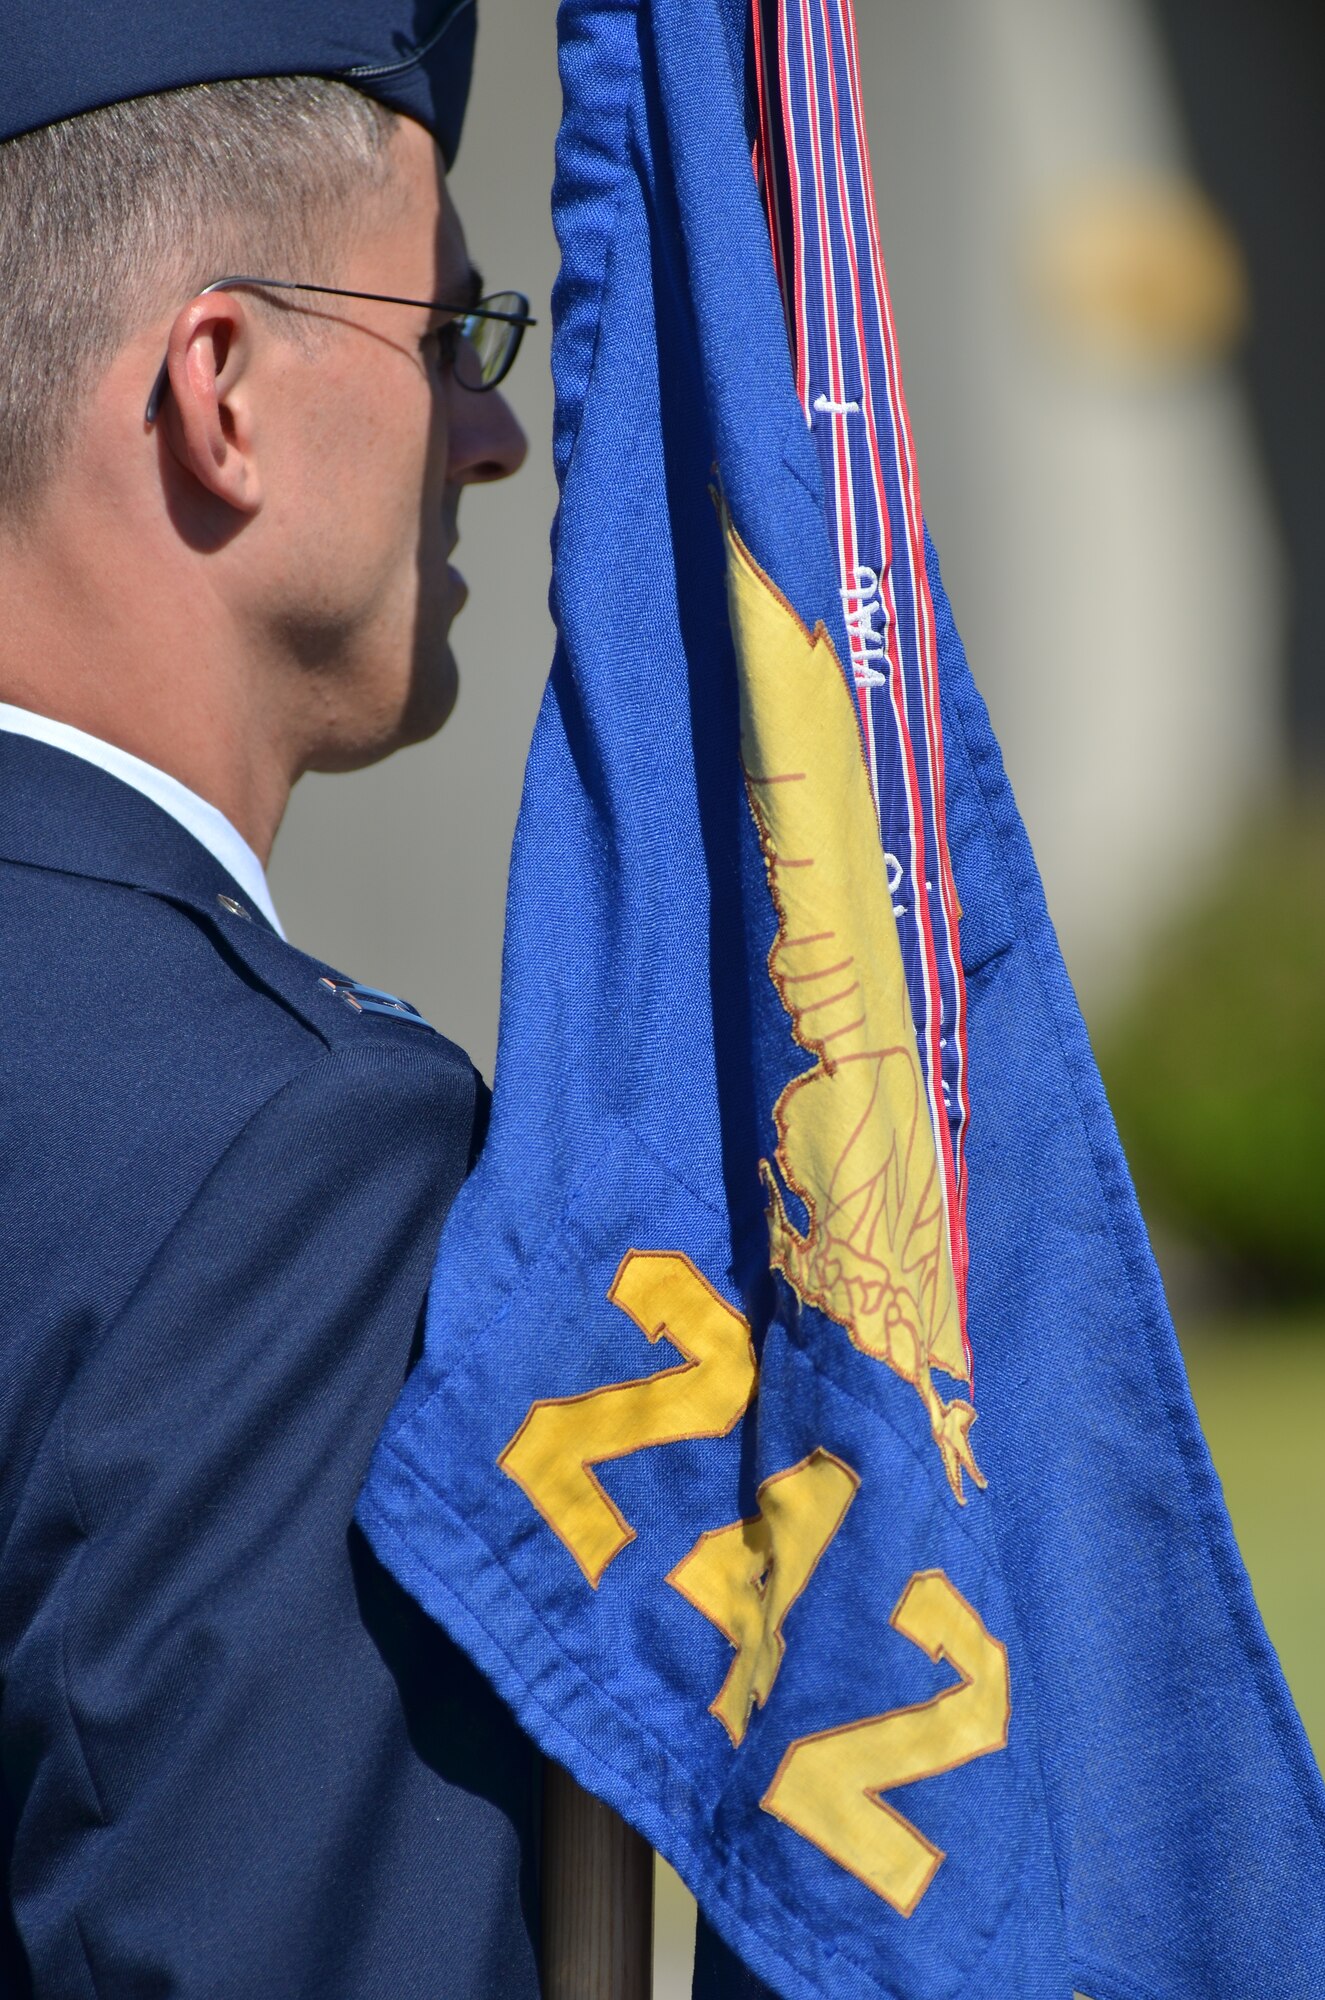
[0,702,285,938]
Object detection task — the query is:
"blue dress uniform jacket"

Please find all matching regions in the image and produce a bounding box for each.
[0,734,540,1999]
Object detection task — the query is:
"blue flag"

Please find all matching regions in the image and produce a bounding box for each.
[359,2,1325,1994]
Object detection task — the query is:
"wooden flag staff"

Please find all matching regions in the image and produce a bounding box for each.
[542,1763,654,1999]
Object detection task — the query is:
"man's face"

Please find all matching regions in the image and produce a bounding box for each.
[262,115,528,773]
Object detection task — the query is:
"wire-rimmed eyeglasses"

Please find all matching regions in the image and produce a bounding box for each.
[144,277,535,424]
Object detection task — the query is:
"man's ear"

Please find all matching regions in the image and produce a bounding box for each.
[160,293,263,517]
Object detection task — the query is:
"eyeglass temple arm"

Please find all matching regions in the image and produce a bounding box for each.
[144,276,536,423]
[215,278,538,327]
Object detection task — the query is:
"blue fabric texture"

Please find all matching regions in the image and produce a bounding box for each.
[360,3,1325,1996]
[0,735,539,1999]
[1,0,475,161]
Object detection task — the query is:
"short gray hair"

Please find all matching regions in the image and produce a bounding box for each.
[0,76,398,511]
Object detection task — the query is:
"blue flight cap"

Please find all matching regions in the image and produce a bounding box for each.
[1,0,477,164]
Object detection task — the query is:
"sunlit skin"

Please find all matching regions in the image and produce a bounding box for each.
[0,114,527,862]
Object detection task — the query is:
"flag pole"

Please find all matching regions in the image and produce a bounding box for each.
[541,1761,654,1999]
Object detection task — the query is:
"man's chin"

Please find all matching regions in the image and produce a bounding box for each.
[307,647,459,775]
[398,644,460,746]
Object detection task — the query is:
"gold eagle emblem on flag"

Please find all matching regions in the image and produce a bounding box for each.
[723,507,985,1503]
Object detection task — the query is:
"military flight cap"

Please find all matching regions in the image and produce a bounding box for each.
[1,0,476,163]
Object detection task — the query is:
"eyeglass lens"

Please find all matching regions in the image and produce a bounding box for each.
[455,292,529,392]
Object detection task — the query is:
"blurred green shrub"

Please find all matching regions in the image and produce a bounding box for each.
[1098,800,1325,1300]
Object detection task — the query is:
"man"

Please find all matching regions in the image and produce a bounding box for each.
[0,5,541,1993]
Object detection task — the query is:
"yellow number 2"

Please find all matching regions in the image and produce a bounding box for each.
[761,1570,1010,1916]
[666,1449,860,1746]
[498,1250,758,1587]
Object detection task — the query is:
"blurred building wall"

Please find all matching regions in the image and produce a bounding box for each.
[854,0,1281,1012]
[271,0,1284,1062]
[1151,0,1325,775]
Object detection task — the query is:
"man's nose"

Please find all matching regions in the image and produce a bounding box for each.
[447,383,529,486]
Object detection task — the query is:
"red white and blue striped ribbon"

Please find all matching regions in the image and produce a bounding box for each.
[753,0,972,1347]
